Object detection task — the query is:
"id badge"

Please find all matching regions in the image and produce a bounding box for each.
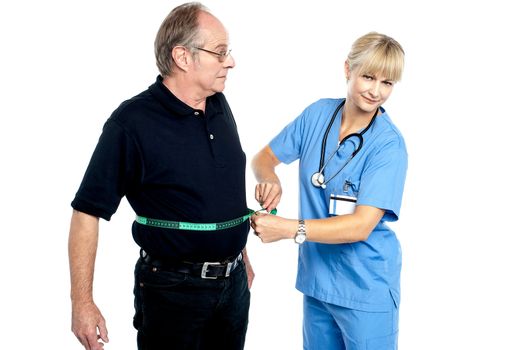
[329,194,357,216]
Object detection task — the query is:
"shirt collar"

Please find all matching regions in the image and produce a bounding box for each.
[148,75,220,118]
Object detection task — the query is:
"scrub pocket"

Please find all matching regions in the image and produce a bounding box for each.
[366,330,398,350]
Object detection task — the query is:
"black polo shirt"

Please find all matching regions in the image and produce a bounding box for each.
[72,76,249,261]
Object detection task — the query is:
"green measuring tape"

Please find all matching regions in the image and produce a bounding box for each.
[135,208,277,231]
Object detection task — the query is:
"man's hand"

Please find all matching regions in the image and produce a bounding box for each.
[242,248,255,288]
[71,301,109,350]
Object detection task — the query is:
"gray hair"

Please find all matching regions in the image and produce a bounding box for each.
[154,2,210,76]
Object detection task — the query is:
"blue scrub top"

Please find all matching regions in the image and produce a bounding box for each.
[270,98,408,312]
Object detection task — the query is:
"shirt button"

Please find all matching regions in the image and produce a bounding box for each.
[194,111,200,116]
[210,134,214,140]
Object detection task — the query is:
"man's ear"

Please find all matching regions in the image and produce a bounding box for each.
[172,46,190,72]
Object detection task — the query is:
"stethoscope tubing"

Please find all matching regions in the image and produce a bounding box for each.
[313,100,378,188]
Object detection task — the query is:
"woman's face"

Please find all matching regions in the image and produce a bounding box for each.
[346,65,395,114]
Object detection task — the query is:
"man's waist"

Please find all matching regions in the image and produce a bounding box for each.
[132,220,248,260]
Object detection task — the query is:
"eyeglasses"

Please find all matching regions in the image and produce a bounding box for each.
[192,47,232,62]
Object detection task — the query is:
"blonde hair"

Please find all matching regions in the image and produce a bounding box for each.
[347,32,405,82]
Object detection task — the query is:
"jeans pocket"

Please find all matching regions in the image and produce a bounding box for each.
[137,261,188,289]
[135,265,191,334]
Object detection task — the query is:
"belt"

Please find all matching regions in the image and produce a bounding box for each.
[140,250,243,279]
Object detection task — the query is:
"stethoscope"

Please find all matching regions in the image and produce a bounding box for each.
[311,100,378,189]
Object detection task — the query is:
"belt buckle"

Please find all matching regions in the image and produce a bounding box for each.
[201,262,220,279]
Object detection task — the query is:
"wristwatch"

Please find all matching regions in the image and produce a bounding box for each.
[294,219,306,244]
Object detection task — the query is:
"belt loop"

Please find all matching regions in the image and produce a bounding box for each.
[225,261,233,277]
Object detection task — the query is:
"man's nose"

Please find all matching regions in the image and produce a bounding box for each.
[225,53,235,68]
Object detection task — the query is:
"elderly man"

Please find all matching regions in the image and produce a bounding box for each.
[69,3,253,349]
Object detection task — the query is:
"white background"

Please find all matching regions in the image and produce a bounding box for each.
[1,0,525,349]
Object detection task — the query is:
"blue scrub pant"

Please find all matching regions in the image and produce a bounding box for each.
[303,295,398,350]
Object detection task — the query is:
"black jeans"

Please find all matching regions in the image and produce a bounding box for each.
[133,257,250,350]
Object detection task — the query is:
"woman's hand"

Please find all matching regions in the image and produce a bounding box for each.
[252,145,282,211]
[255,180,282,212]
[250,213,296,243]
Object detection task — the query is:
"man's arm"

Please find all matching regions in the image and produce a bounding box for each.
[69,210,109,350]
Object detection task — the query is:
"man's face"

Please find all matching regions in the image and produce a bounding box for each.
[190,13,235,97]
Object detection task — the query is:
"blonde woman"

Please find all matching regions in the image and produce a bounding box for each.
[251,32,407,349]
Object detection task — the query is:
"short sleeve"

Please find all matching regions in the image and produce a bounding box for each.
[357,140,408,222]
[71,119,140,221]
[269,111,306,164]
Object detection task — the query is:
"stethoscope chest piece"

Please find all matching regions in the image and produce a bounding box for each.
[311,172,326,189]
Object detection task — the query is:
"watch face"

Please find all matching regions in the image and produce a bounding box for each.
[295,234,306,244]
